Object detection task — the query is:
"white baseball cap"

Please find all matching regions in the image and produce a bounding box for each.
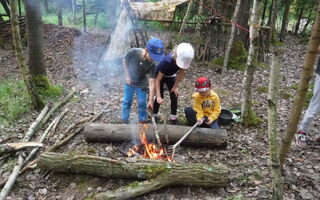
[176,43,194,69]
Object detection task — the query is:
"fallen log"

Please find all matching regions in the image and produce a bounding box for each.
[38,152,229,200]
[84,124,228,147]
[0,142,43,156]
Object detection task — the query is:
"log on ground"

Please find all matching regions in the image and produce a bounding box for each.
[38,152,229,187]
[83,124,228,147]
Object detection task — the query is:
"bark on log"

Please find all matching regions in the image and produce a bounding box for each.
[0,142,43,156]
[84,124,228,148]
[38,152,229,199]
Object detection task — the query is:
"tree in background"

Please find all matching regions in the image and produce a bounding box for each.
[241,0,263,126]
[279,1,320,166]
[25,0,62,101]
[9,0,44,111]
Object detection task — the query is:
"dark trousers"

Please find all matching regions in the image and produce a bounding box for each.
[153,76,178,115]
[184,107,219,129]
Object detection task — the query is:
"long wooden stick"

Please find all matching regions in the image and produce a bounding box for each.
[147,110,161,146]
[171,122,199,159]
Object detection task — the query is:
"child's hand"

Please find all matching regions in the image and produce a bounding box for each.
[157,97,164,104]
[147,100,153,110]
[206,119,213,125]
[170,87,179,97]
[126,76,131,84]
[197,118,203,125]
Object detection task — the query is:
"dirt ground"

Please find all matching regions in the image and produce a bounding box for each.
[0,24,319,200]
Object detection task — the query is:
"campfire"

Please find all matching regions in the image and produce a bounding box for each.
[127,124,172,161]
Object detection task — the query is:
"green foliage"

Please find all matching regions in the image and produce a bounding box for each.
[242,110,262,127]
[226,194,245,200]
[256,86,268,94]
[33,75,63,103]
[145,21,166,31]
[0,78,32,126]
[212,42,247,71]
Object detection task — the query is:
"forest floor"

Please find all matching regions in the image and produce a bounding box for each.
[0,24,319,200]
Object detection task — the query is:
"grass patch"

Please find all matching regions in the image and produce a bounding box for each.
[0,78,32,126]
[242,109,262,127]
[33,75,64,103]
[256,86,268,94]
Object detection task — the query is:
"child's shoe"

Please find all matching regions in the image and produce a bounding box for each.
[295,130,309,148]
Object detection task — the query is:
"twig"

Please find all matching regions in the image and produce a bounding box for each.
[39,88,75,129]
[46,108,69,139]
[147,110,162,146]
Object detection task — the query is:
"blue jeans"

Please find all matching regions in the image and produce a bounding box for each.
[122,84,147,123]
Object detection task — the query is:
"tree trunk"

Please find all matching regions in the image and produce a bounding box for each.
[0,142,43,156]
[195,0,203,60]
[10,0,44,111]
[83,0,86,32]
[268,0,278,42]
[294,7,304,35]
[178,0,193,37]
[279,0,291,41]
[279,1,320,167]
[261,0,268,25]
[222,0,241,73]
[84,124,228,147]
[267,48,284,200]
[267,0,273,26]
[234,0,251,46]
[58,0,63,26]
[71,0,76,21]
[42,0,49,13]
[38,152,229,200]
[25,0,47,76]
[241,0,263,126]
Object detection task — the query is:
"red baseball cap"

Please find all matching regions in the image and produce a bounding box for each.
[195,77,211,92]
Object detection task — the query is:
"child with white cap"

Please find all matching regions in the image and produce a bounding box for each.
[152,43,195,125]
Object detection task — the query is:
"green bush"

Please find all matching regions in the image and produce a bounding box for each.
[0,79,32,126]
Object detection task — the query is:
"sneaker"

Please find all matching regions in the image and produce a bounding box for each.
[295,130,309,148]
[170,119,180,125]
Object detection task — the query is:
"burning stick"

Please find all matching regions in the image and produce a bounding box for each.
[147,109,162,146]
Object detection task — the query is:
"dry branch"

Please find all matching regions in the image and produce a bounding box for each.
[38,152,229,200]
[0,142,43,156]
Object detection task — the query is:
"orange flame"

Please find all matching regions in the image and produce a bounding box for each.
[127,124,172,161]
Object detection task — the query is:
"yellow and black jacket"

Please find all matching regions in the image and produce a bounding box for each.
[192,90,221,121]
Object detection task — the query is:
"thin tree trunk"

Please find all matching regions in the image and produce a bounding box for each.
[279,2,320,167]
[18,0,21,16]
[267,0,274,26]
[25,0,47,76]
[83,0,86,32]
[268,0,278,42]
[178,0,193,37]
[234,0,251,46]
[241,0,263,126]
[279,0,291,41]
[1,0,10,17]
[43,0,49,13]
[222,0,241,73]
[268,48,284,200]
[294,7,304,35]
[58,0,63,26]
[71,0,76,21]
[195,0,203,60]
[10,0,44,111]
[261,0,268,25]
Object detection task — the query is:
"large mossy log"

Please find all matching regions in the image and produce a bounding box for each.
[38,152,229,199]
[84,123,228,147]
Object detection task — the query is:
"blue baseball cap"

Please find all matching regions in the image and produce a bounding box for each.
[146,38,164,62]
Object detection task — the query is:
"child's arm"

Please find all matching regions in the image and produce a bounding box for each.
[155,72,164,104]
[194,97,204,121]
[148,78,155,109]
[170,69,186,97]
[208,94,221,122]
